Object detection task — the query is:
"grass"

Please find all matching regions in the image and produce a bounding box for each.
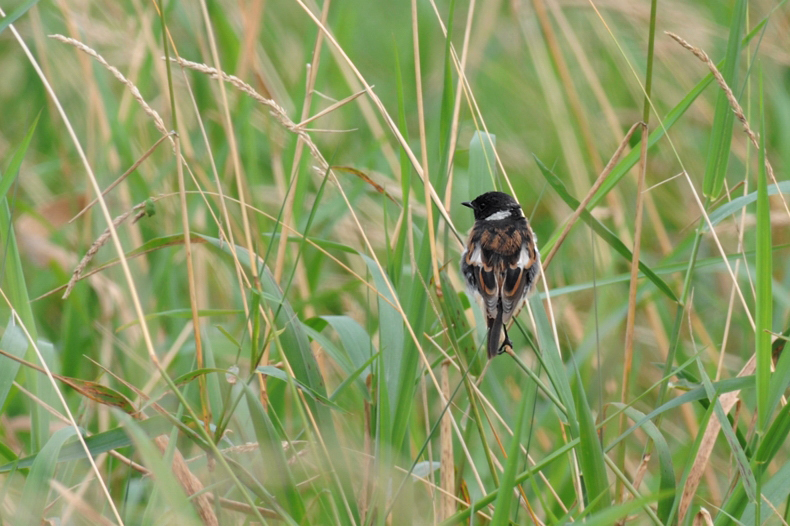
[0,0,789,524]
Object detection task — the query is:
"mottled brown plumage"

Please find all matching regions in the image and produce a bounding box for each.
[461,192,540,359]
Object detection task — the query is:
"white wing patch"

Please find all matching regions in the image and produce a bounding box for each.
[468,245,482,265]
[516,245,531,268]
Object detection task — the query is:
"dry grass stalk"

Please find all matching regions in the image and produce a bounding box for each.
[439,360,455,521]
[49,34,170,140]
[63,202,151,299]
[168,57,332,177]
[666,31,789,218]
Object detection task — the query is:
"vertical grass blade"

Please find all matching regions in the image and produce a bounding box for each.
[755,69,772,433]
[0,116,46,452]
[702,0,746,198]
[0,320,27,411]
[469,131,497,197]
[490,371,534,523]
[439,272,483,376]
[574,368,610,514]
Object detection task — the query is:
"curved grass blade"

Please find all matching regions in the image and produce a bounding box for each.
[0,416,172,472]
[534,155,677,302]
[613,404,675,523]
[320,315,376,377]
[198,234,326,408]
[705,181,790,230]
[18,427,79,524]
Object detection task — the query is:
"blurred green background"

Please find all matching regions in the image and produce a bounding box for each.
[0,0,788,523]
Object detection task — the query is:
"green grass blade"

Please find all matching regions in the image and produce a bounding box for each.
[469,131,497,197]
[320,315,376,376]
[705,181,790,229]
[198,234,326,406]
[739,457,790,524]
[586,74,712,211]
[241,381,305,521]
[614,404,675,522]
[490,373,534,523]
[527,293,575,429]
[118,413,202,524]
[0,416,173,472]
[18,427,79,524]
[0,112,40,200]
[439,272,483,376]
[391,41,410,286]
[362,254,403,431]
[436,0,456,186]
[755,70,772,432]
[696,357,757,503]
[702,0,746,198]
[0,320,27,413]
[534,155,678,302]
[574,368,610,514]
[0,0,39,36]
[0,131,46,452]
[718,398,790,523]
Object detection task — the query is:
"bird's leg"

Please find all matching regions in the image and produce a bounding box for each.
[498,324,513,354]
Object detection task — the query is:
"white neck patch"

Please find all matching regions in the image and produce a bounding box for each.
[484,209,511,221]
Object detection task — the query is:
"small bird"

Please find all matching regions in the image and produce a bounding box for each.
[461,191,540,359]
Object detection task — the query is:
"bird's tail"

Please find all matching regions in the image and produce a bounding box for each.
[487,305,504,359]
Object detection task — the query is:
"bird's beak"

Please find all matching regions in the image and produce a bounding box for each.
[461,201,473,209]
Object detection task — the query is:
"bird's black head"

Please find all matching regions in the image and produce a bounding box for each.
[462,191,521,221]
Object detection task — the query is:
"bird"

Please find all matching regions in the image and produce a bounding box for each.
[460,191,540,359]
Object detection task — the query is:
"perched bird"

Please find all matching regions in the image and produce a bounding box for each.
[461,191,540,358]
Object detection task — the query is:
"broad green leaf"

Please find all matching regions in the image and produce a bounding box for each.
[320,315,375,376]
[362,254,402,430]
